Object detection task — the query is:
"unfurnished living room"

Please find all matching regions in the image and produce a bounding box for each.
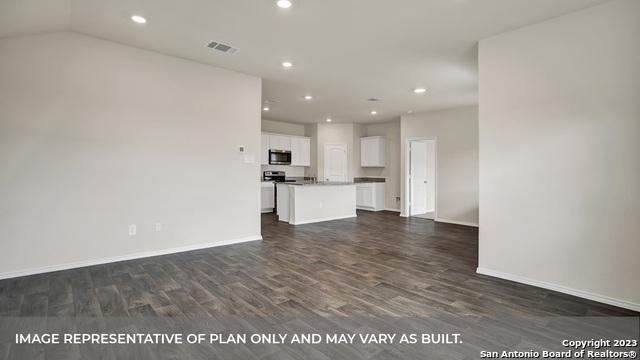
[0,0,638,359]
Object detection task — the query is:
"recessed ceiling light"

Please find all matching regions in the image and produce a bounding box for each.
[326,118,332,122]
[276,0,292,8]
[281,61,293,68]
[304,95,313,100]
[263,106,270,111]
[413,88,427,94]
[371,111,377,115]
[131,15,147,24]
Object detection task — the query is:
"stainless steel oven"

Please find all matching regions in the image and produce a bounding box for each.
[263,171,287,211]
[268,149,292,165]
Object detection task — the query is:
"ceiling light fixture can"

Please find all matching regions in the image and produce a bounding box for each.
[413,88,427,94]
[304,95,313,100]
[263,107,270,111]
[326,118,332,122]
[281,61,293,68]
[131,15,147,24]
[277,0,292,8]
[371,111,377,115]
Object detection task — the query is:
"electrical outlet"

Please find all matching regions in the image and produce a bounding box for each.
[128,224,137,236]
[155,223,162,232]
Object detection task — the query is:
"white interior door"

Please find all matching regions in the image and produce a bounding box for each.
[410,141,428,215]
[324,144,348,182]
[409,139,436,219]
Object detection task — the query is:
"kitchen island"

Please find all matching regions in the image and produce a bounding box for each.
[276,182,356,225]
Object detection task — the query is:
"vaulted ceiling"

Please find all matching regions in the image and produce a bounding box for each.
[0,0,607,123]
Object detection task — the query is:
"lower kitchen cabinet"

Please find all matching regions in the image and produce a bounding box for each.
[261,182,275,213]
[356,183,385,211]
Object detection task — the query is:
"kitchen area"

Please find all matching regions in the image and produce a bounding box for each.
[260,120,394,225]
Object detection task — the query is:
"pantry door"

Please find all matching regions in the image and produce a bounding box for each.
[323,144,348,182]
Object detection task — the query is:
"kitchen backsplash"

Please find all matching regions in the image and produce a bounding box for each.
[261,165,305,177]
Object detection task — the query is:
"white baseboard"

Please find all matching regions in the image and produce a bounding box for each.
[0,235,262,280]
[384,208,401,212]
[435,217,479,227]
[356,206,385,212]
[292,214,357,225]
[477,267,640,312]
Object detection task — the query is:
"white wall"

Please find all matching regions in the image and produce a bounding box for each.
[401,106,479,226]
[0,32,262,278]
[353,123,365,179]
[262,119,305,136]
[478,0,640,310]
[304,123,318,178]
[425,140,436,212]
[360,120,401,211]
[261,119,306,177]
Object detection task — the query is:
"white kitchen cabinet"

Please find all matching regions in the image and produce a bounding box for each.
[269,134,291,151]
[356,183,385,211]
[356,186,372,208]
[261,133,270,165]
[276,183,289,221]
[360,136,386,167]
[290,136,311,166]
[261,132,310,167]
[261,182,275,212]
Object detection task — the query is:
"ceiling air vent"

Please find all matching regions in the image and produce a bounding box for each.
[367,98,381,102]
[207,41,238,54]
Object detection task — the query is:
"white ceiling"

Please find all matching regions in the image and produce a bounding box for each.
[1,0,607,124]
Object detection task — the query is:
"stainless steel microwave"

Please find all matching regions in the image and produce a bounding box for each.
[269,149,292,165]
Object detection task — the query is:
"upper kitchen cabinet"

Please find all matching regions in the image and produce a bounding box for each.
[261,132,311,167]
[361,136,386,167]
[269,134,291,151]
[290,136,311,167]
[261,133,270,165]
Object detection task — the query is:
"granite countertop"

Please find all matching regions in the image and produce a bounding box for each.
[353,177,386,183]
[262,177,316,183]
[286,176,316,182]
[270,177,383,186]
[284,181,355,186]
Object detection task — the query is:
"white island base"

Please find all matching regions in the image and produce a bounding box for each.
[277,183,357,225]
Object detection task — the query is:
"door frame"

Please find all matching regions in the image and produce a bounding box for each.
[404,137,438,218]
[323,143,348,182]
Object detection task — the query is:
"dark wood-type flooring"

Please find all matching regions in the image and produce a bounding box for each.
[1,210,635,319]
